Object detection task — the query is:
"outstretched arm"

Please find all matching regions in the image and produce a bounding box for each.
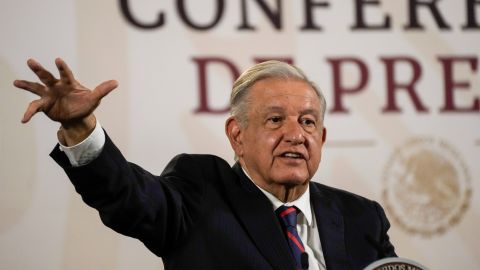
[13,58,117,145]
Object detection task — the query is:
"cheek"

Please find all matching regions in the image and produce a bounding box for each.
[245,135,274,160]
[310,153,321,171]
[264,136,280,149]
[250,132,280,153]
[307,138,324,164]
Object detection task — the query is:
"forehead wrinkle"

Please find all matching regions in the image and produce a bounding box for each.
[258,105,285,116]
[256,91,319,105]
[257,105,320,119]
[258,89,320,107]
[260,91,317,99]
[249,85,321,117]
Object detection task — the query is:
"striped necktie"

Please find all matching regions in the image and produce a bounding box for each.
[276,205,308,269]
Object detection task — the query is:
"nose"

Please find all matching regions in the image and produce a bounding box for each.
[283,120,305,145]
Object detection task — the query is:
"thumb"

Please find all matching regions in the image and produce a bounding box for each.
[92,80,118,100]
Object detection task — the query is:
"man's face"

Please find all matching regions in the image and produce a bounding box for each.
[231,77,326,192]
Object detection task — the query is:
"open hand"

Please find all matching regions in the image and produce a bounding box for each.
[13,58,118,126]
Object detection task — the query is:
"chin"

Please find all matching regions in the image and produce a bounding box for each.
[275,175,309,186]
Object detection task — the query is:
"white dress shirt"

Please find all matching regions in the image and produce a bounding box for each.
[242,168,327,270]
[58,120,105,167]
[59,122,327,269]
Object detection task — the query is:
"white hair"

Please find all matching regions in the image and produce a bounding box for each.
[230,60,327,127]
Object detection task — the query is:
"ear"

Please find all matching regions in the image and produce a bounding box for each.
[225,116,244,157]
[321,127,327,143]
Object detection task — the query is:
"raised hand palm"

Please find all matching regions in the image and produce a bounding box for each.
[14,58,117,125]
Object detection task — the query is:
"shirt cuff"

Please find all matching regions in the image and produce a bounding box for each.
[59,120,105,167]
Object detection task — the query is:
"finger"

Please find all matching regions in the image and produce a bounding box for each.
[27,59,57,86]
[92,80,118,100]
[55,58,75,84]
[13,80,47,96]
[21,99,45,123]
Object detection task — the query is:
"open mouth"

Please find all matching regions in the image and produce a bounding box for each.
[280,152,305,159]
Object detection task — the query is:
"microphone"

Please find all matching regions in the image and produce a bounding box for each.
[364,235,429,270]
[301,252,309,269]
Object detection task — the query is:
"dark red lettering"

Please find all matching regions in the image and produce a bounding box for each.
[439,56,479,112]
[327,57,369,113]
[381,57,428,113]
[192,57,240,114]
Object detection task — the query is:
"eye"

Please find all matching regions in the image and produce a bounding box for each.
[269,116,282,123]
[300,117,316,126]
[266,116,283,127]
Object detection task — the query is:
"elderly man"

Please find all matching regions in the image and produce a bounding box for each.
[14,59,396,270]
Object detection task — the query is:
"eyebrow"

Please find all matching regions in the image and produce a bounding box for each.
[262,106,284,114]
[300,108,320,118]
[261,106,320,117]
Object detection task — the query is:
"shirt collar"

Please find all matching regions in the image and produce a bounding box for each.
[241,167,313,225]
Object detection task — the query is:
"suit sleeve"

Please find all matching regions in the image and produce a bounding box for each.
[50,133,205,256]
[372,201,397,258]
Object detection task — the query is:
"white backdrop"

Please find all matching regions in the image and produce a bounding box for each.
[1,0,479,269]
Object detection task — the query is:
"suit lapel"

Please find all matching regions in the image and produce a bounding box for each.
[222,163,295,270]
[310,183,351,270]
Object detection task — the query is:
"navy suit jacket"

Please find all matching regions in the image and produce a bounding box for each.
[51,134,396,270]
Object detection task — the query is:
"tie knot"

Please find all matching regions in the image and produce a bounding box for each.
[276,205,299,228]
